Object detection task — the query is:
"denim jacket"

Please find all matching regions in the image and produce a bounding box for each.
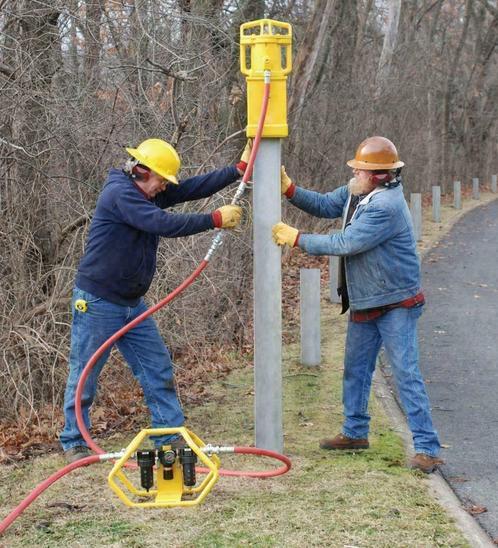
[291,183,421,310]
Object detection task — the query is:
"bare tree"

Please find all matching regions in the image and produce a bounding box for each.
[0,0,497,440]
[375,0,402,94]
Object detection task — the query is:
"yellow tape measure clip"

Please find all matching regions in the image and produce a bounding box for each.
[74,299,88,313]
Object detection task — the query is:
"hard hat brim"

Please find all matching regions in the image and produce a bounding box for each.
[126,147,179,185]
[347,159,405,170]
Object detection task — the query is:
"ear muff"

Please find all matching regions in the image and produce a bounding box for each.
[371,172,391,185]
[131,164,151,181]
[372,169,402,188]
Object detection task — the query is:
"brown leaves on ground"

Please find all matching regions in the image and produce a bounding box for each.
[0,344,242,462]
[464,504,487,515]
[0,258,331,462]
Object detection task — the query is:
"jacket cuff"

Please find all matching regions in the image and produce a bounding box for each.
[211,210,222,228]
[285,183,296,199]
[235,161,247,174]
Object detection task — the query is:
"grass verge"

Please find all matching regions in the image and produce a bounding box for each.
[0,304,468,547]
[1,192,496,547]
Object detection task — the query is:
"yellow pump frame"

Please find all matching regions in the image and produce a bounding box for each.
[108,427,221,508]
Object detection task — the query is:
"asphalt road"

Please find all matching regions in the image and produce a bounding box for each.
[418,198,498,539]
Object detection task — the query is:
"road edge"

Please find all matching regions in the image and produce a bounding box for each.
[374,194,498,548]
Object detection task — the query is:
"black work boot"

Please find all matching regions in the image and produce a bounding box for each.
[319,433,369,451]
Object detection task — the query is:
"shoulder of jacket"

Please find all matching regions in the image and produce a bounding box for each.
[364,189,399,213]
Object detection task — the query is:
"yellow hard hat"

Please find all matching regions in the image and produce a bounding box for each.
[126,139,181,184]
[347,136,404,170]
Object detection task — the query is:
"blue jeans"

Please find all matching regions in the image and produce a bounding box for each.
[60,287,185,451]
[342,305,440,457]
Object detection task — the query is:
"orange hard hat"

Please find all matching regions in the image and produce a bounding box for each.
[347,136,404,170]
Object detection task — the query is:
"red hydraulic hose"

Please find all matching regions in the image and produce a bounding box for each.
[198,446,291,478]
[74,261,209,456]
[0,73,286,538]
[74,74,274,471]
[0,455,101,535]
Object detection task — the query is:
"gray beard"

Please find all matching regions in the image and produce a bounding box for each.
[348,178,372,196]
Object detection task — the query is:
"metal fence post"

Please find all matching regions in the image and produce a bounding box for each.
[453,181,462,209]
[432,186,441,222]
[410,193,422,242]
[472,177,480,200]
[492,174,497,193]
[253,139,283,453]
[300,268,321,367]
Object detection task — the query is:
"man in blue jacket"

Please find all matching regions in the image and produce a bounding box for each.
[61,138,249,462]
[272,136,442,473]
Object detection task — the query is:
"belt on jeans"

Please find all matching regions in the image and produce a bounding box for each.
[350,291,425,322]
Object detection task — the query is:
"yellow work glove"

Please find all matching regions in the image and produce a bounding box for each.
[237,139,253,176]
[281,166,296,198]
[241,139,253,163]
[272,221,300,247]
[212,204,242,229]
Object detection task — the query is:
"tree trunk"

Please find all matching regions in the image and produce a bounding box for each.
[84,0,103,90]
[11,1,61,294]
[375,0,402,95]
[441,0,471,186]
[288,0,337,124]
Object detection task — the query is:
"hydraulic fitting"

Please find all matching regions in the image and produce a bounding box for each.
[240,19,292,138]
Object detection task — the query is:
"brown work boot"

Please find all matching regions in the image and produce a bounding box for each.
[409,453,445,474]
[319,433,369,451]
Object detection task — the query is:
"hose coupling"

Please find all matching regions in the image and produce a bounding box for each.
[99,451,126,461]
[201,444,235,455]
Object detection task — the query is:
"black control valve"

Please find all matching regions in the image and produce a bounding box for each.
[136,450,156,492]
[178,447,198,487]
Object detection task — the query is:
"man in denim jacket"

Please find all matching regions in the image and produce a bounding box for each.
[272,136,442,473]
[61,138,250,463]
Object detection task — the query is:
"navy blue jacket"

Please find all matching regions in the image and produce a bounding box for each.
[76,166,240,306]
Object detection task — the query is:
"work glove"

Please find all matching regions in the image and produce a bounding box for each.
[236,139,253,175]
[281,166,296,198]
[272,221,300,247]
[212,204,243,229]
